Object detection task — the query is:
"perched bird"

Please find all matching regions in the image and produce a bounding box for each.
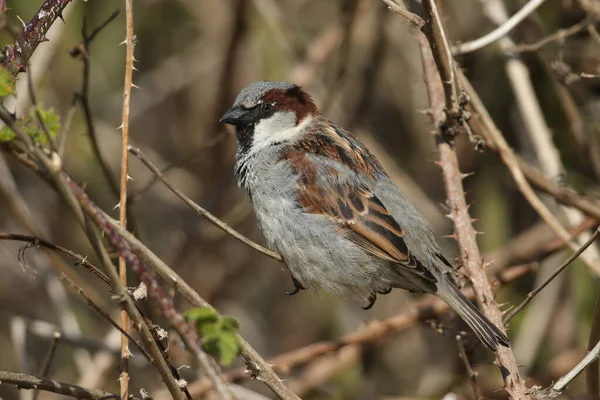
[220,81,510,350]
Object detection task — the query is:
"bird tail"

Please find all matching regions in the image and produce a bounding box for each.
[436,279,510,350]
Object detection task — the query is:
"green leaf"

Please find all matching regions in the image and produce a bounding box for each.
[0,67,15,98]
[184,307,219,325]
[218,332,241,366]
[35,106,60,138]
[221,317,240,332]
[0,104,60,144]
[0,126,15,142]
[186,308,242,366]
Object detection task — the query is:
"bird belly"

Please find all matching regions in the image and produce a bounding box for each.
[253,195,390,301]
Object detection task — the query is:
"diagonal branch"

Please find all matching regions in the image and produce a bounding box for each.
[0,370,129,400]
[1,0,73,75]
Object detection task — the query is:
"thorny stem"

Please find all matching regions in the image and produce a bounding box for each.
[119,0,135,397]
[0,105,187,400]
[0,0,73,76]
[413,9,530,400]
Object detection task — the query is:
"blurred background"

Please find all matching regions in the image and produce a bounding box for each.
[0,0,599,399]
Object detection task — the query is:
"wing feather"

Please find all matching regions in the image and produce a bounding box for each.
[284,148,436,285]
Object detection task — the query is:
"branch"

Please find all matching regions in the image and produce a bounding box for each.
[453,0,549,55]
[414,2,529,397]
[1,0,73,75]
[0,232,111,286]
[460,71,600,276]
[128,146,282,261]
[378,0,424,28]
[188,261,538,396]
[504,227,600,323]
[552,339,600,392]
[60,274,154,363]
[0,105,187,400]
[0,370,127,400]
[119,0,136,397]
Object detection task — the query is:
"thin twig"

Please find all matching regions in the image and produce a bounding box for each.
[25,61,56,153]
[0,232,111,286]
[93,207,299,400]
[459,71,596,270]
[128,146,282,261]
[69,181,234,400]
[32,332,61,400]
[587,285,600,398]
[553,339,600,392]
[455,335,481,400]
[71,10,127,215]
[516,160,600,221]
[453,0,549,55]
[0,370,127,400]
[508,17,593,53]
[129,133,225,202]
[60,274,154,363]
[504,227,600,323]
[378,0,424,28]
[0,105,187,400]
[119,0,136,397]
[188,261,538,396]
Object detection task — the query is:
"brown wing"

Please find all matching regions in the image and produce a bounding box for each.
[286,150,436,284]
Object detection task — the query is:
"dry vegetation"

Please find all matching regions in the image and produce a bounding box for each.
[0,0,599,399]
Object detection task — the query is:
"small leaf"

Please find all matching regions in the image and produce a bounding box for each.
[218,332,241,366]
[186,308,242,366]
[221,317,240,332]
[0,126,15,142]
[35,106,60,138]
[184,307,219,325]
[0,67,15,98]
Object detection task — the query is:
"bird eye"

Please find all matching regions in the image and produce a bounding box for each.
[260,103,273,110]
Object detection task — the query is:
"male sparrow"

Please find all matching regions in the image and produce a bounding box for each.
[220,81,509,350]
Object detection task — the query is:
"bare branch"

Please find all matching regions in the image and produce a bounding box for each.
[456,335,481,400]
[0,232,111,286]
[32,332,61,400]
[553,339,600,392]
[378,0,424,28]
[188,261,538,396]
[60,274,154,363]
[0,370,126,400]
[414,4,529,398]
[119,0,136,397]
[504,227,600,323]
[453,0,549,55]
[128,146,282,261]
[0,105,187,400]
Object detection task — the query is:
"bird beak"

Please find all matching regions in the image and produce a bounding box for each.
[220,106,251,126]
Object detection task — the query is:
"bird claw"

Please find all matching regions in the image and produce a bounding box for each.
[378,286,392,295]
[362,293,377,310]
[286,276,305,296]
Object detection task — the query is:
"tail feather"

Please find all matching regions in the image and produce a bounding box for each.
[436,280,510,350]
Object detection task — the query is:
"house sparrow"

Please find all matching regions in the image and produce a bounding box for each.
[220,81,509,350]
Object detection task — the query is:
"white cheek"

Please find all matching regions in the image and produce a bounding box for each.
[251,113,313,153]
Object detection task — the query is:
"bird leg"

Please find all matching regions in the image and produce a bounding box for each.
[286,275,306,296]
[362,292,377,310]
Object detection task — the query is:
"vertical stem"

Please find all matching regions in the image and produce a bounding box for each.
[119,0,135,398]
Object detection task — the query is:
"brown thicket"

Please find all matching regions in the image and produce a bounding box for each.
[0,1,599,399]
